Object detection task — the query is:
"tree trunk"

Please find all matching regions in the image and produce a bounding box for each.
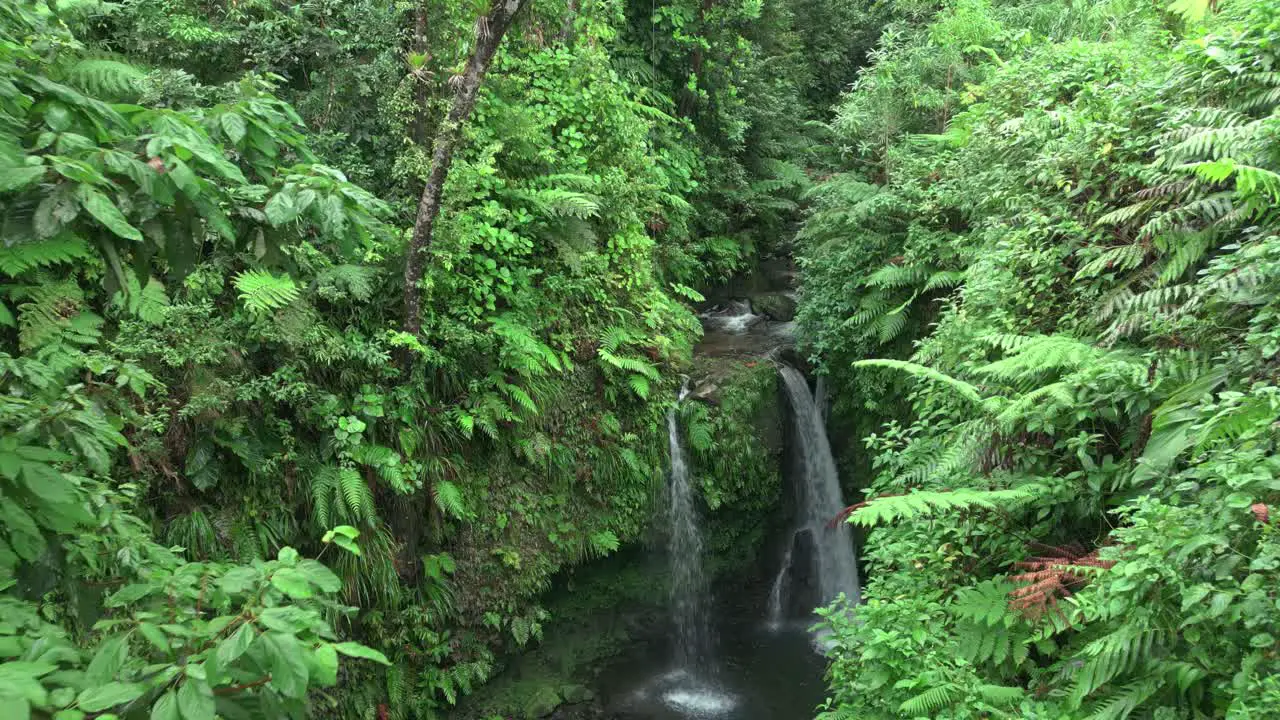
[402,0,530,338]
[556,0,578,43]
[411,2,430,146]
[678,0,716,118]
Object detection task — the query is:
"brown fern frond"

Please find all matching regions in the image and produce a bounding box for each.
[1007,543,1116,621]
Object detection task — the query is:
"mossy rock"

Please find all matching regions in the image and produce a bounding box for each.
[523,686,562,719]
[559,684,594,704]
[749,293,797,321]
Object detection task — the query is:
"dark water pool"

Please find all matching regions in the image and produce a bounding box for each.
[595,618,829,720]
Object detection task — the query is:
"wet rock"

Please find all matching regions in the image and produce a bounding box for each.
[749,293,797,322]
[690,382,720,405]
[548,702,608,720]
[524,686,562,718]
[559,684,595,704]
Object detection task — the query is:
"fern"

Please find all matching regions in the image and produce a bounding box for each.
[1069,625,1170,708]
[849,483,1050,527]
[0,235,92,276]
[234,270,299,313]
[586,530,620,558]
[899,684,960,715]
[311,466,376,528]
[505,188,601,219]
[350,444,410,494]
[317,264,375,301]
[622,373,648,399]
[15,279,100,350]
[112,274,170,324]
[866,263,929,289]
[432,479,467,520]
[65,57,144,100]
[854,359,985,405]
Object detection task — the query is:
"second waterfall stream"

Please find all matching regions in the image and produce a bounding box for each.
[770,365,861,633]
[666,381,712,667]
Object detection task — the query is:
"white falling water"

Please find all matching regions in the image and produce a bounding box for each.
[667,382,712,668]
[771,365,860,626]
[698,300,761,334]
[766,534,794,626]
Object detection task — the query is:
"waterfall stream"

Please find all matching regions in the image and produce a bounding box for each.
[771,365,861,628]
[666,382,712,667]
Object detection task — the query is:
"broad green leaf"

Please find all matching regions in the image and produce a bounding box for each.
[220,113,247,144]
[263,633,309,699]
[311,644,338,687]
[0,662,53,705]
[76,187,142,241]
[215,623,256,667]
[332,642,391,665]
[176,680,214,720]
[0,166,45,192]
[76,682,144,712]
[216,567,258,594]
[138,623,168,652]
[269,568,313,599]
[297,560,341,593]
[264,191,300,226]
[150,690,179,720]
[104,584,152,607]
[85,635,129,684]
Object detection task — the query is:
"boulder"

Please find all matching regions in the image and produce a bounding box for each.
[559,685,595,704]
[749,293,797,322]
[690,381,720,405]
[523,686,562,719]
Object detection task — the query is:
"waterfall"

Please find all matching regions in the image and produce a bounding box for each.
[666,383,712,668]
[772,365,860,622]
[766,533,794,625]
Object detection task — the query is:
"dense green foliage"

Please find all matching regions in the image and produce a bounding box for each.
[0,0,853,717]
[800,0,1280,717]
[12,0,1280,717]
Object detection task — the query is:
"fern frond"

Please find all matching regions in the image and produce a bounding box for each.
[0,235,93,276]
[854,359,984,405]
[899,684,959,715]
[65,57,144,100]
[432,479,467,520]
[234,270,299,313]
[849,483,1049,527]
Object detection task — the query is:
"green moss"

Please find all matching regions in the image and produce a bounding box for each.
[686,359,786,579]
[454,548,663,719]
[522,686,562,719]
